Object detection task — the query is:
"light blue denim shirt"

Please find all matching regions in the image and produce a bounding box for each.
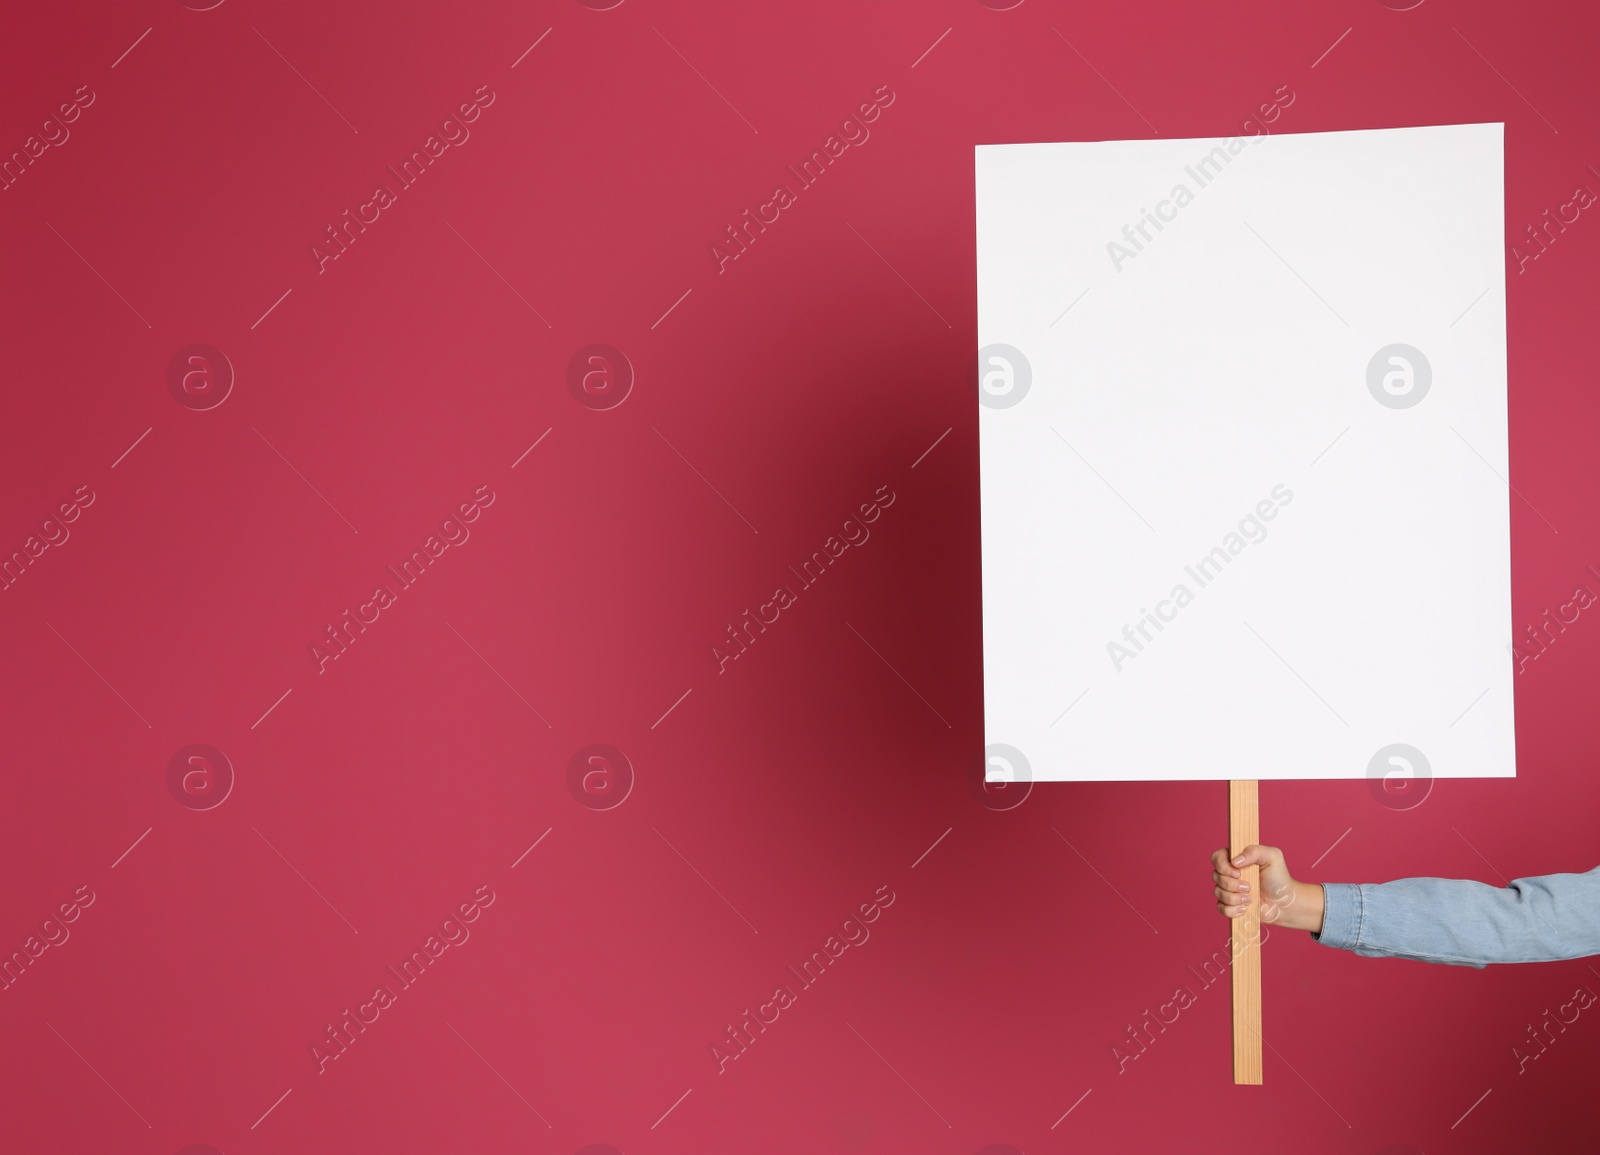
[1311,866,1600,967]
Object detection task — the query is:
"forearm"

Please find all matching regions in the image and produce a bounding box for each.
[1310,867,1600,967]
[1265,880,1324,933]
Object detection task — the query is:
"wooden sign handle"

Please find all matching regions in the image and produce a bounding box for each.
[1230,779,1262,1084]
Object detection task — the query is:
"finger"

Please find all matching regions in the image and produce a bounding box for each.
[1216,876,1249,896]
[1229,844,1278,871]
[1211,848,1240,878]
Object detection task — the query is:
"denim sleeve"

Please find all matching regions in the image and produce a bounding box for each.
[1310,866,1600,968]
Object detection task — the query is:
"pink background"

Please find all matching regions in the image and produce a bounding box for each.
[2,1,1597,1152]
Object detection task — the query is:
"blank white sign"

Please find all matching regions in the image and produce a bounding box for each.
[976,123,1512,783]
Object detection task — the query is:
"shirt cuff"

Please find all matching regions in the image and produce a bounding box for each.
[1310,882,1362,950]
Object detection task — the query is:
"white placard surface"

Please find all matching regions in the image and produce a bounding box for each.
[977,123,1512,783]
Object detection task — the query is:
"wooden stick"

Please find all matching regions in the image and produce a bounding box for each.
[1230,779,1262,1085]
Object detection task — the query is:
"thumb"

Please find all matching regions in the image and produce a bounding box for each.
[1230,844,1280,870]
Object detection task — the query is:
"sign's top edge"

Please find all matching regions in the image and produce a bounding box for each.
[973,121,1504,153]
